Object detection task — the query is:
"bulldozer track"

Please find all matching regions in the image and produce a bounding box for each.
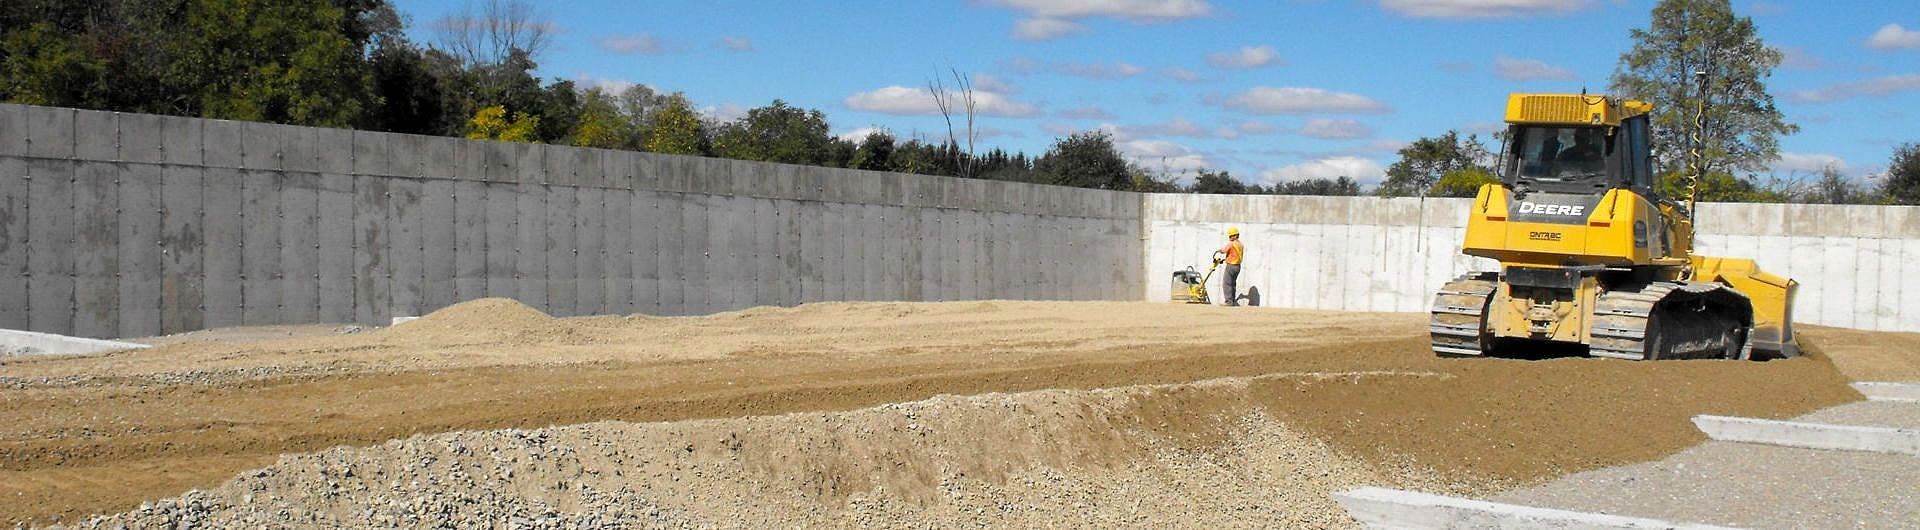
[1428,273,1497,356]
[1591,282,1751,361]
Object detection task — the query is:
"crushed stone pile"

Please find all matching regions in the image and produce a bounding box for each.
[66,374,1469,529]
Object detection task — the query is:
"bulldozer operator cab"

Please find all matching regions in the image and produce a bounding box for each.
[1502,117,1654,198]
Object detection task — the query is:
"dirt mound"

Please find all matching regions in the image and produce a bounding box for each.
[70,375,1464,529]
[385,298,555,338]
[1799,325,1920,382]
[0,301,1890,525]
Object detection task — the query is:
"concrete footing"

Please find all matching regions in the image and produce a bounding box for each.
[1331,487,1733,529]
[1693,414,1920,456]
[1,329,150,356]
[1852,382,1920,403]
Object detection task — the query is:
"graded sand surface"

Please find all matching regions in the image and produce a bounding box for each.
[0,299,1892,527]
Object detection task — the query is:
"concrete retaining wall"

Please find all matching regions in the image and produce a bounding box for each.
[0,103,1143,338]
[1143,194,1920,332]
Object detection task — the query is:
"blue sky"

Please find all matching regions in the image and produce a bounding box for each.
[390,0,1919,188]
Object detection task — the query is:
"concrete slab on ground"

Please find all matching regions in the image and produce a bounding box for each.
[1,329,149,356]
[1694,414,1920,455]
[1332,487,1733,529]
[1853,381,1920,403]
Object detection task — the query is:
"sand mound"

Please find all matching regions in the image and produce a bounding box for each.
[71,374,1463,529]
[382,298,556,342]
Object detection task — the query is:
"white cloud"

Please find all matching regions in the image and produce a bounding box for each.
[844,86,1041,117]
[1868,23,1920,50]
[718,36,753,51]
[1493,55,1576,81]
[1013,18,1086,40]
[571,74,642,94]
[1770,152,1848,174]
[1122,117,1214,138]
[972,73,1020,94]
[1207,45,1282,69]
[1298,119,1374,139]
[1164,67,1207,83]
[1339,139,1410,157]
[836,127,892,144]
[700,103,749,123]
[1056,106,1115,119]
[1259,156,1386,185]
[598,34,669,55]
[1790,74,1920,103]
[1217,86,1390,114]
[986,0,1213,21]
[1121,139,1215,172]
[1055,62,1146,79]
[1379,0,1588,19]
[1000,56,1043,75]
[973,125,1027,140]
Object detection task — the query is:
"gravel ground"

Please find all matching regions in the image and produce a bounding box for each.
[1495,401,1920,529]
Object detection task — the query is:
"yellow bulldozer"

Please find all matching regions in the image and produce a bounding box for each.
[1429,92,1798,360]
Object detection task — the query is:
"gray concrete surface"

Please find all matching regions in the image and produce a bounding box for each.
[1141,194,1920,332]
[0,329,150,356]
[1498,401,1920,529]
[1694,415,1920,456]
[1853,382,1920,403]
[1332,486,1734,529]
[0,103,1143,338]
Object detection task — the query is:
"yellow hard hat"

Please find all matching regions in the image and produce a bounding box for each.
[1226,227,1240,237]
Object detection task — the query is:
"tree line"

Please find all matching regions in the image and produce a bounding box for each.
[3,0,1913,203]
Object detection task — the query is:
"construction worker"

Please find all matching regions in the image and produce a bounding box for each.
[1218,227,1244,306]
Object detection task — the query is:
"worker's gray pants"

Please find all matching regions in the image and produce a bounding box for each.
[1222,264,1240,306]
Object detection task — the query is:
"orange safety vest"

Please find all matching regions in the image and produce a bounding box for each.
[1222,240,1244,265]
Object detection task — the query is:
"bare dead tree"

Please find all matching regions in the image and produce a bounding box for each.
[926,69,980,178]
[434,0,553,67]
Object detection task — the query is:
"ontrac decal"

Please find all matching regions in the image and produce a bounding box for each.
[1517,202,1585,216]
[1528,231,1563,241]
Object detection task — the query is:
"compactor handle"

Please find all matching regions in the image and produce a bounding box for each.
[1211,250,1227,265]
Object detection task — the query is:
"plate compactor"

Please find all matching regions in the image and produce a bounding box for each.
[1171,250,1228,304]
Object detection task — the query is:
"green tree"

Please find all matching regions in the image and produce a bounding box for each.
[1377,131,1490,197]
[1271,177,1362,196]
[1611,0,1796,184]
[1429,168,1500,198]
[641,94,705,155]
[1034,131,1130,190]
[849,130,896,171]
[464,105,539,142]
[1187,169,1248,194]
[1658,170,1787,203]
[1883,142,1920,205]
[1130,168,1181,193]
[569,88,634,148]
[0,22,106,107]
[167,0,376,127]
[709,100,833,165]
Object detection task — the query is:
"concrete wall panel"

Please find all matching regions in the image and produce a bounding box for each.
[27,160,76,335]
[799,199,825,304]
[74,110,119,162]
[201,169,245,328]
[159,168,206,336]
[0,105,28,157]
[480,181,515,299]
[159,115,202,167]
[421,179,457,312]
[575,187,606,316]
[241,171,283,326]
[315,174,355,324]
[654,191,685,316]
[603,188,634,314]
[631,191,661,315]
[279,173,322,324]
[240,122,283,171]
[679,193,711,314]
[27,106,75,159]
[352,175,390,326]
[0,158,26,330]
[72,162,118,338]
[514,182,548,312]
[120,164,166,337]
[453,180,487,299]
[752,198,779,306]
[386,178,425,318]
[544,186,577,316]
